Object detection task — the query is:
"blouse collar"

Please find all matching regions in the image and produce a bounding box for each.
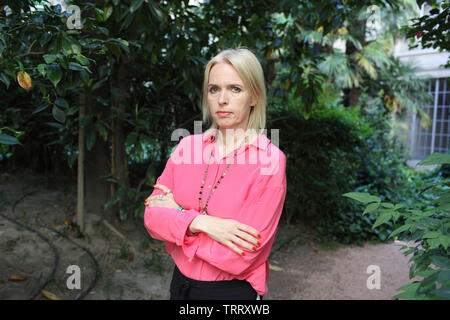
[202,129,269,151]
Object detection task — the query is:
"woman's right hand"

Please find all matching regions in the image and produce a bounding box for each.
[188,215,261,256]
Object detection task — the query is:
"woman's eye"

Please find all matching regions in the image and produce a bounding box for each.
[231,87,241,93]
[209,87,218,93]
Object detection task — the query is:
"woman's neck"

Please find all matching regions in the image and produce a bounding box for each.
[216,128,248,149]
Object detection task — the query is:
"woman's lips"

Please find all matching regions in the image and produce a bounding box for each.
[217,111,232,117]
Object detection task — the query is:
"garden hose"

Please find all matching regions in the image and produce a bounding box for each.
[0,189,99,300]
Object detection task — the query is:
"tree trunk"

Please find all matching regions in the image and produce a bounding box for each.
[343,17,366,108]
[110,60,130,222]
[84,94,112,220]
[77,93,86,232]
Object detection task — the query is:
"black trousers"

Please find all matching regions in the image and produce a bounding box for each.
[170,266,260,300]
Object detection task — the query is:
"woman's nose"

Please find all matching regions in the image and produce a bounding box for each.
[218,90,228,105]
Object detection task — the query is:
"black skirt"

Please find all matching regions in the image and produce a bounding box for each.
[169,265,261,300]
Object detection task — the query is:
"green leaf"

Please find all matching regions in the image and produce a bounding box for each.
[417,153,450,166]
[104,5,113,21]
[37,64,46,77]
[363,202,379,215]
[372,210,393,229]
[105,43,121,59]
[393,282,423,300]
[54,98,68,109]
[433,287,450,299]
[0,133,20,145]
[95,122,108,142]
[47,65,63,88]
[0,73,10,88]
[52,106,66,123]
[431,256,450,269]
[32,103,50,114]
[437,270,450,284]
[381,202,394,208]
[422,231,441,239]
[43,54,57,64]
[86,129,97,151]
[74,54,89,66]
[126,132,138,146]
[130,0,144,12]
[388,224,412,239]
[147,1,163,21]
[342,192,381,203]
[439,235,450,250]
[68,62,84,71]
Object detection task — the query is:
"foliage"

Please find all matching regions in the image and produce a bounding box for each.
[344,153,450,299]
[401,0,450,68]
[0,0,438,234]
[273,84,420,245]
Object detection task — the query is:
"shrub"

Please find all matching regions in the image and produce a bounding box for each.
[271,92,414,244]
[344,153,450,299]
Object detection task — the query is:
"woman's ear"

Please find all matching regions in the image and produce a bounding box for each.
[251,96,258,108]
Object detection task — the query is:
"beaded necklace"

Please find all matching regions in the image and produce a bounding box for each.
[198,130,248,215]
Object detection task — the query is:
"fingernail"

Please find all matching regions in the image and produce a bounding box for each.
[152,184,156,187]
[257,241,261,246]
[252,247,256,251]
[257,234,261,239]
[241,252,246,256]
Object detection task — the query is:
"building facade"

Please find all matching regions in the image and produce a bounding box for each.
[394,3,450,161]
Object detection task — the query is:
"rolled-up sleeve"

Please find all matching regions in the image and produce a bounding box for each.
[187,183,287,276]
[143,137,202,255]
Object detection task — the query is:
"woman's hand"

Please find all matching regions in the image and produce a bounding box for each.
[145,184,180,210]
[189,215,261,256]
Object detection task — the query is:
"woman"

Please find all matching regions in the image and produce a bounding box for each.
[144,47,287,300]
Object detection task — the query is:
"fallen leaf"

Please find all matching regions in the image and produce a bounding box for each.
[9,274,28,281]
[311,249,318,255]
[52,222,59,227]
[64,219,71,226]
[17,71,32,91]
[269,264,284,272]
[41,290,62,300]
[128,253,134,262]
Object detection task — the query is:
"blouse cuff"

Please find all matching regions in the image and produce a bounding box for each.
[180,209,202,260]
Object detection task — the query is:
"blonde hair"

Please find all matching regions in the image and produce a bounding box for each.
[201,47,267,136]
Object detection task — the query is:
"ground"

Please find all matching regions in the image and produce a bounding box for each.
[0,173,419,300]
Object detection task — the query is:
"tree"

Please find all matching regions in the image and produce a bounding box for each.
[402,0,449,68]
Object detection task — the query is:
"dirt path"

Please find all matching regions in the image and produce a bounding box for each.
[0,174,417,300]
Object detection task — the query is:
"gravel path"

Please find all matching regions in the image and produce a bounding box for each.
[266,238,419,300]
[0,173,419,300]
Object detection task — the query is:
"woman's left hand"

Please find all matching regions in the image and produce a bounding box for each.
[145,184,180,210]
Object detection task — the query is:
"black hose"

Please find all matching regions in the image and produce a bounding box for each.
[42,225,100,300]
[1,190,99,300]
[0,209,59,300]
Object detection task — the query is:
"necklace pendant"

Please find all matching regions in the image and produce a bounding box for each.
[202,210,207,215]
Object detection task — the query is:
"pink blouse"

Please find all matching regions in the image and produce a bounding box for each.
[144,129,287,296]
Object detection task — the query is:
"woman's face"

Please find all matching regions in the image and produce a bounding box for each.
[207,62,257,132]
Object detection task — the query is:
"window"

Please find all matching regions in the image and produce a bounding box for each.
[409,78,450,159]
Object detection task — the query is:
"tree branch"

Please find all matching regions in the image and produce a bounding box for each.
[13,40,44,59]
